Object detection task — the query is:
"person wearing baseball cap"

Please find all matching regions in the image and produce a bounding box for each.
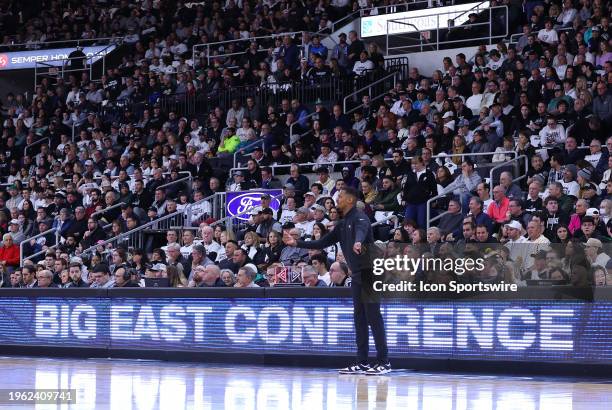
[7,219,25,245]
[585,238,610,267]
[316,166,335,194]
[229,170,251,191]
[303,191,317,208]
[524,250,551,280]
[293,207,315,236]
[503,218,526,265]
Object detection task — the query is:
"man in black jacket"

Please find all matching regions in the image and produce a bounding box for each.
[113,266,140,287]
[283,187,390,375]
[402,156,437,229]
[388,150,411,181]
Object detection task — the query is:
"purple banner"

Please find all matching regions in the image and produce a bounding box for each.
[226,190,282,221]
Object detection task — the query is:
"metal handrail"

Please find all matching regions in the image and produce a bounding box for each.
[233,139,265,168]
[489,155,528,186]
[24,137,50,157]
[22,243,60,265]
[34,42,117,91]
[229,159,363,176]
[509,26,573,45]
[289,110,317,145]
[158,175,192,192]
[343,71,398,114]
[91,202,125,219]
[426,193,451,230]
[79,210,184,257]
[193,31,338,67]
[423,150,519,229]
[452,0,490,24]
[229,150,519,175]
[193,31,305,66]
[317,1,430,35]
[19,228,59,266]
[386,21,423,54]
[385,4,508,55]
[184,190,220,227]
[0,36,124,52]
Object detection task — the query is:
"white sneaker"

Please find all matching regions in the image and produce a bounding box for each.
[365,362,392,375]
[339,363,371,374]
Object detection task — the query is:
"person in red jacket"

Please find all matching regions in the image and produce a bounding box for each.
[0,234,20,270]
[487,185,511,224]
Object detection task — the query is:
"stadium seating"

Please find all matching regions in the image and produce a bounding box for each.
[0,0,611,289]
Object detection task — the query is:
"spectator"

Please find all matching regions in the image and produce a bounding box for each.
[36,270,57,288]
[235,265,259,288]
[329,261,351,287]
[90,264,114,288]
[302,265,327,287]
[0,234,20,270]
[487,185,510,224]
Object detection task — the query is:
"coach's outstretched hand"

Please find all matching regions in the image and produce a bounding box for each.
[283,231,297,247]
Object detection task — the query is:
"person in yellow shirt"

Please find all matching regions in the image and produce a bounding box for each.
[217,131,241,156]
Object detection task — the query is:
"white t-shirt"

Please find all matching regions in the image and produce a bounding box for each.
[319,271,331,286]
[487,57,505,71]
[537,28,559,45]
[538,125,566,148]
[585,152,603,169]
[559,180,580,197]
[466,94,483,115]
[353,60,374,76]
[295,220,315,237]
[279,209,296,225]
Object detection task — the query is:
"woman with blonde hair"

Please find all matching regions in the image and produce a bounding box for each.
[451,135,467,165]
[242,231,261,258]
[242,231,266,266]
[219,228,236,246]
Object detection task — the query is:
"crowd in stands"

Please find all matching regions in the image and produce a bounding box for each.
[0,0,611,289]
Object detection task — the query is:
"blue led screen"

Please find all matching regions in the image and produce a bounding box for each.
[0,298,610,364]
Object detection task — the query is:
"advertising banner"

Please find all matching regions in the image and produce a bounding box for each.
[1,297,611,364]
[0,45,116,71]
[225,190,282,221]
[360,2,490,37]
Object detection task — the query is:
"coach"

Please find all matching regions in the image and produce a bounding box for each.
[283,187,390,375]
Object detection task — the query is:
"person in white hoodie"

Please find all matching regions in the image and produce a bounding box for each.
[538,116,566,149]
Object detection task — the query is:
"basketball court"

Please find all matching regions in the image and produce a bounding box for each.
[1,356,610,409]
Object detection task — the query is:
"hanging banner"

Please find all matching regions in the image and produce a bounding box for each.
[0,45,116,71]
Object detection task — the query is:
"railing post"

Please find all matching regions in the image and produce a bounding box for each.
[386,21,390,57]
[186,204,193,228]
[489,8,492,45]
[437,15,440,51]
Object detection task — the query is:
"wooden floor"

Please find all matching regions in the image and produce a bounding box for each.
[0,356,610,410]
